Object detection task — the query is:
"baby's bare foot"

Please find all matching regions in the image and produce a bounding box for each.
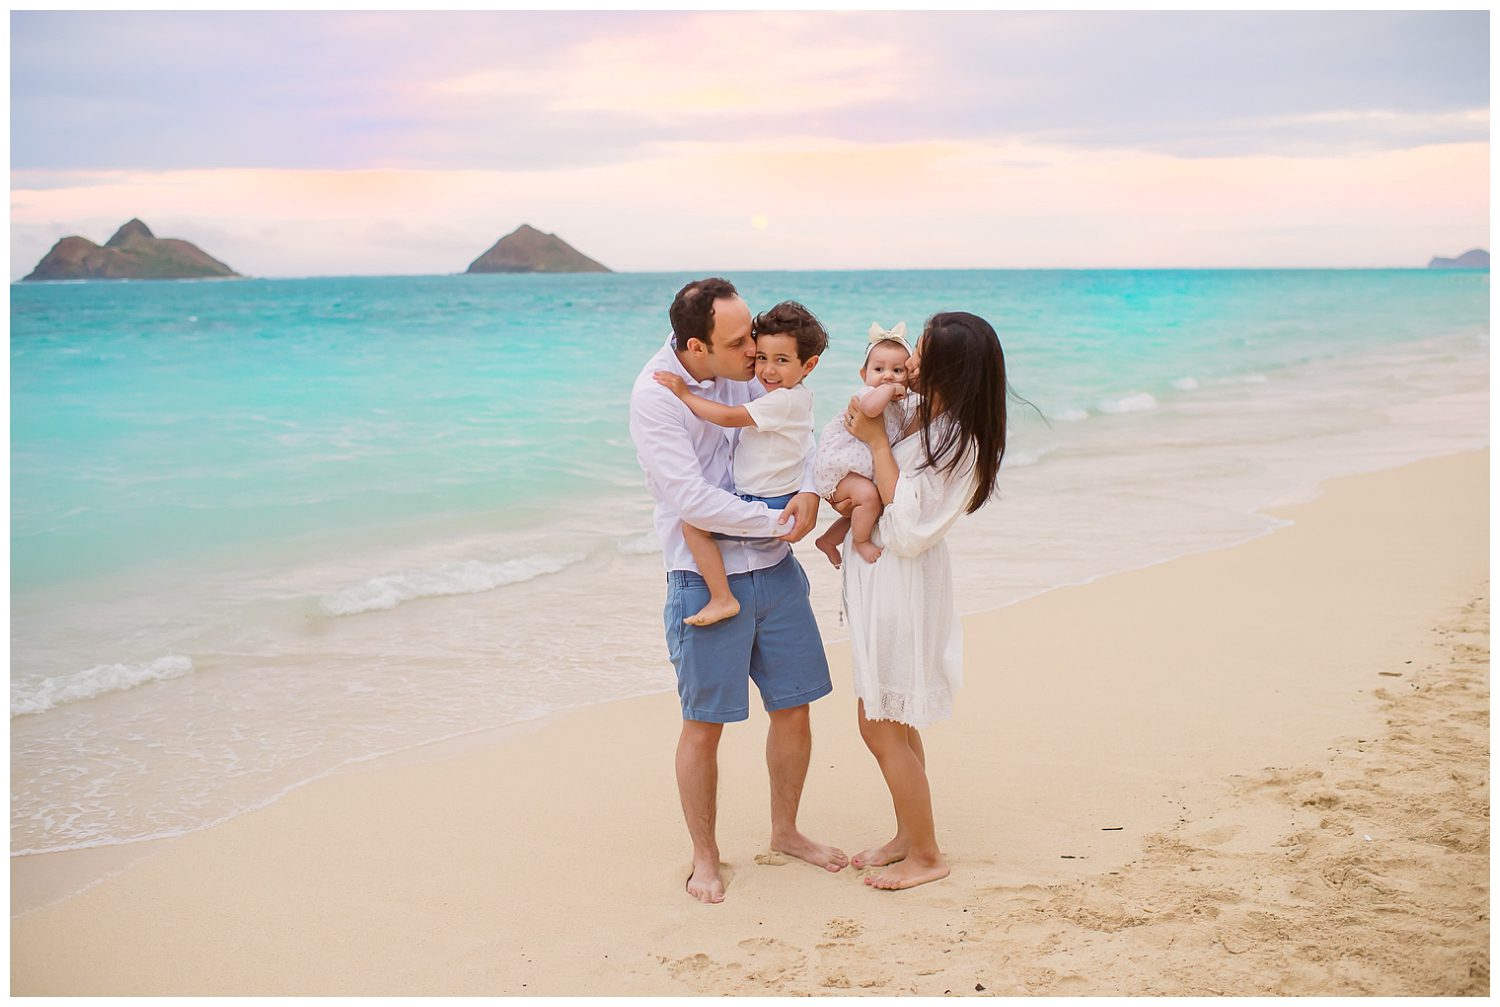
[853,540,883,564]
[815,534,843,568]
[685,597,740,627]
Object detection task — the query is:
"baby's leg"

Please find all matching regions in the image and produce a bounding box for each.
[844,476,886,564]
[680,523,741,627]
[815,515,851,568]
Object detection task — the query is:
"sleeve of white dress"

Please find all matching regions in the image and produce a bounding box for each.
[878,450,978,558]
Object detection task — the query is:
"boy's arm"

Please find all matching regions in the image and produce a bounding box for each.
[857,383,906,417]
[653,372,757,428]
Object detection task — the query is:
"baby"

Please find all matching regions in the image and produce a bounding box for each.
[813,322,913,568]
[653,301,827,626]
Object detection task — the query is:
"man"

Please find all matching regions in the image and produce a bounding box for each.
[629,277,849,904]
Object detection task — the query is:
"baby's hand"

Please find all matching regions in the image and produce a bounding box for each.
[653,371,688,397]
[890,385,908,399]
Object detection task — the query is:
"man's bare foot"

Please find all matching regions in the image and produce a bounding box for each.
[814,534,843,568]
[864,854,949,890]
[686,860,727,903]
[853,539,883,564]
[771,830,850,873]
[851,837,908,868]
[684,596,740,627]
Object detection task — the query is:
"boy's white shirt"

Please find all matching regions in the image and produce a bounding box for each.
[628,337,817,575]
[737,384,815,498]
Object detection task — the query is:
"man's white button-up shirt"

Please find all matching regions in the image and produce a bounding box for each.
[629,338,817,575]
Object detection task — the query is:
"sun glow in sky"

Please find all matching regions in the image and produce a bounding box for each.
[9,11,1490,278]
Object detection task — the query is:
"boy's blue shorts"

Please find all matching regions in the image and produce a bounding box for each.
[712,491,796,541]
[663,552,832,723]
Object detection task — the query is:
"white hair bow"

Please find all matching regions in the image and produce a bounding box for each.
[864,321,911,361]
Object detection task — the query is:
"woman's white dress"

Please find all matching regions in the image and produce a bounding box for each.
[842,419,977,728]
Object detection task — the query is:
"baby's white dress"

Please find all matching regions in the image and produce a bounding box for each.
[813,386,910,499]
[842,417,978,728]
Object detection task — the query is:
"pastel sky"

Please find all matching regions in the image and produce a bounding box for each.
[10,11,1490,278]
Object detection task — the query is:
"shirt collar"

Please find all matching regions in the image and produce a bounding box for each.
[662,335,716,390]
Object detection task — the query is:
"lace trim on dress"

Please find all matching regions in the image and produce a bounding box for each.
[862,686,953,727]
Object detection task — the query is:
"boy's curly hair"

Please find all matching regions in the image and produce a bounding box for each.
[751,301,829,363]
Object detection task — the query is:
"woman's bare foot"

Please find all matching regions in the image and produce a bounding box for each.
[851,837,908,869]
[771,829,850,873]
[864,853,949,890]
[815,533,843,568]
[684,596,740,627]
[853,539,883,564]
[686,860,727,903]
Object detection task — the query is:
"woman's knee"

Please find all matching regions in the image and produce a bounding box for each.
[858,714,906,755]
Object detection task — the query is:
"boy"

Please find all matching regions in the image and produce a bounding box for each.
[654,300,827,626]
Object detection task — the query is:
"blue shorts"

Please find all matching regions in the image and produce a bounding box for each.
[741,491,795,509]
[663,553,833,723]
[713,491,796,542]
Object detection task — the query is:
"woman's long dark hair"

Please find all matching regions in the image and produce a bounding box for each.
[911,311,1007,514]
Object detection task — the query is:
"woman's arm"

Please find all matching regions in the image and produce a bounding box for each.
[845,397,900,504]
[653,371,757,428]
[849,404,978,557]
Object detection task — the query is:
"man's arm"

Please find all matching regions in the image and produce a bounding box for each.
[629,390,779,537]
[654,372,757,428]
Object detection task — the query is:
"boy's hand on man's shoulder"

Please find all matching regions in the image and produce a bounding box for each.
[653,371,689,398]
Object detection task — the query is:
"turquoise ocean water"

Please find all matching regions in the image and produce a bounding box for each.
[11,270,1489,856]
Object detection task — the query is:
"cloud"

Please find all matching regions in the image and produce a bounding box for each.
[11,11,1488,173]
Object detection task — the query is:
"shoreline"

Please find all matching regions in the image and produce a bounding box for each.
[11,428,1478,868]
[11,448,1489,994]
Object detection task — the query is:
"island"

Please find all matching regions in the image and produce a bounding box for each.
[1427,249,1489,270]
[465,224,611,274]
[21,219,240,282]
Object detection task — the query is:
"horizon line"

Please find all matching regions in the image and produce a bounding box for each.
[12,263,1491,284]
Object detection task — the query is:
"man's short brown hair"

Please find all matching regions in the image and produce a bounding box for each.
[669,277,739,352]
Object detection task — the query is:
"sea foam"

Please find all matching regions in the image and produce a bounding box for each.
[321,552,586,616]
[1098,392,1159,414]
[12,655,195,717]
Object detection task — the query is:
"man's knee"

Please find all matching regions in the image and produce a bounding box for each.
[768,704,811,734]
[680,719,725,752]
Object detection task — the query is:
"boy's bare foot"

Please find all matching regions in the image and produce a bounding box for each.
[853,540,883,564]
[815,534,843,568]
[684,597,740,627]
[686,859,727,904]
[771,829,850,873]
[851,837,908,868]
[864,854,949,890]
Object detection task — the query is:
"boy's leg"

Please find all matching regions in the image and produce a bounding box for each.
[681,523,740,626]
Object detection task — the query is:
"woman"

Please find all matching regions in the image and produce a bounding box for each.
[839,311,1009,890]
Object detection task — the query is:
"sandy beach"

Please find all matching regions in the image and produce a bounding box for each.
[11,448,1488,996]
